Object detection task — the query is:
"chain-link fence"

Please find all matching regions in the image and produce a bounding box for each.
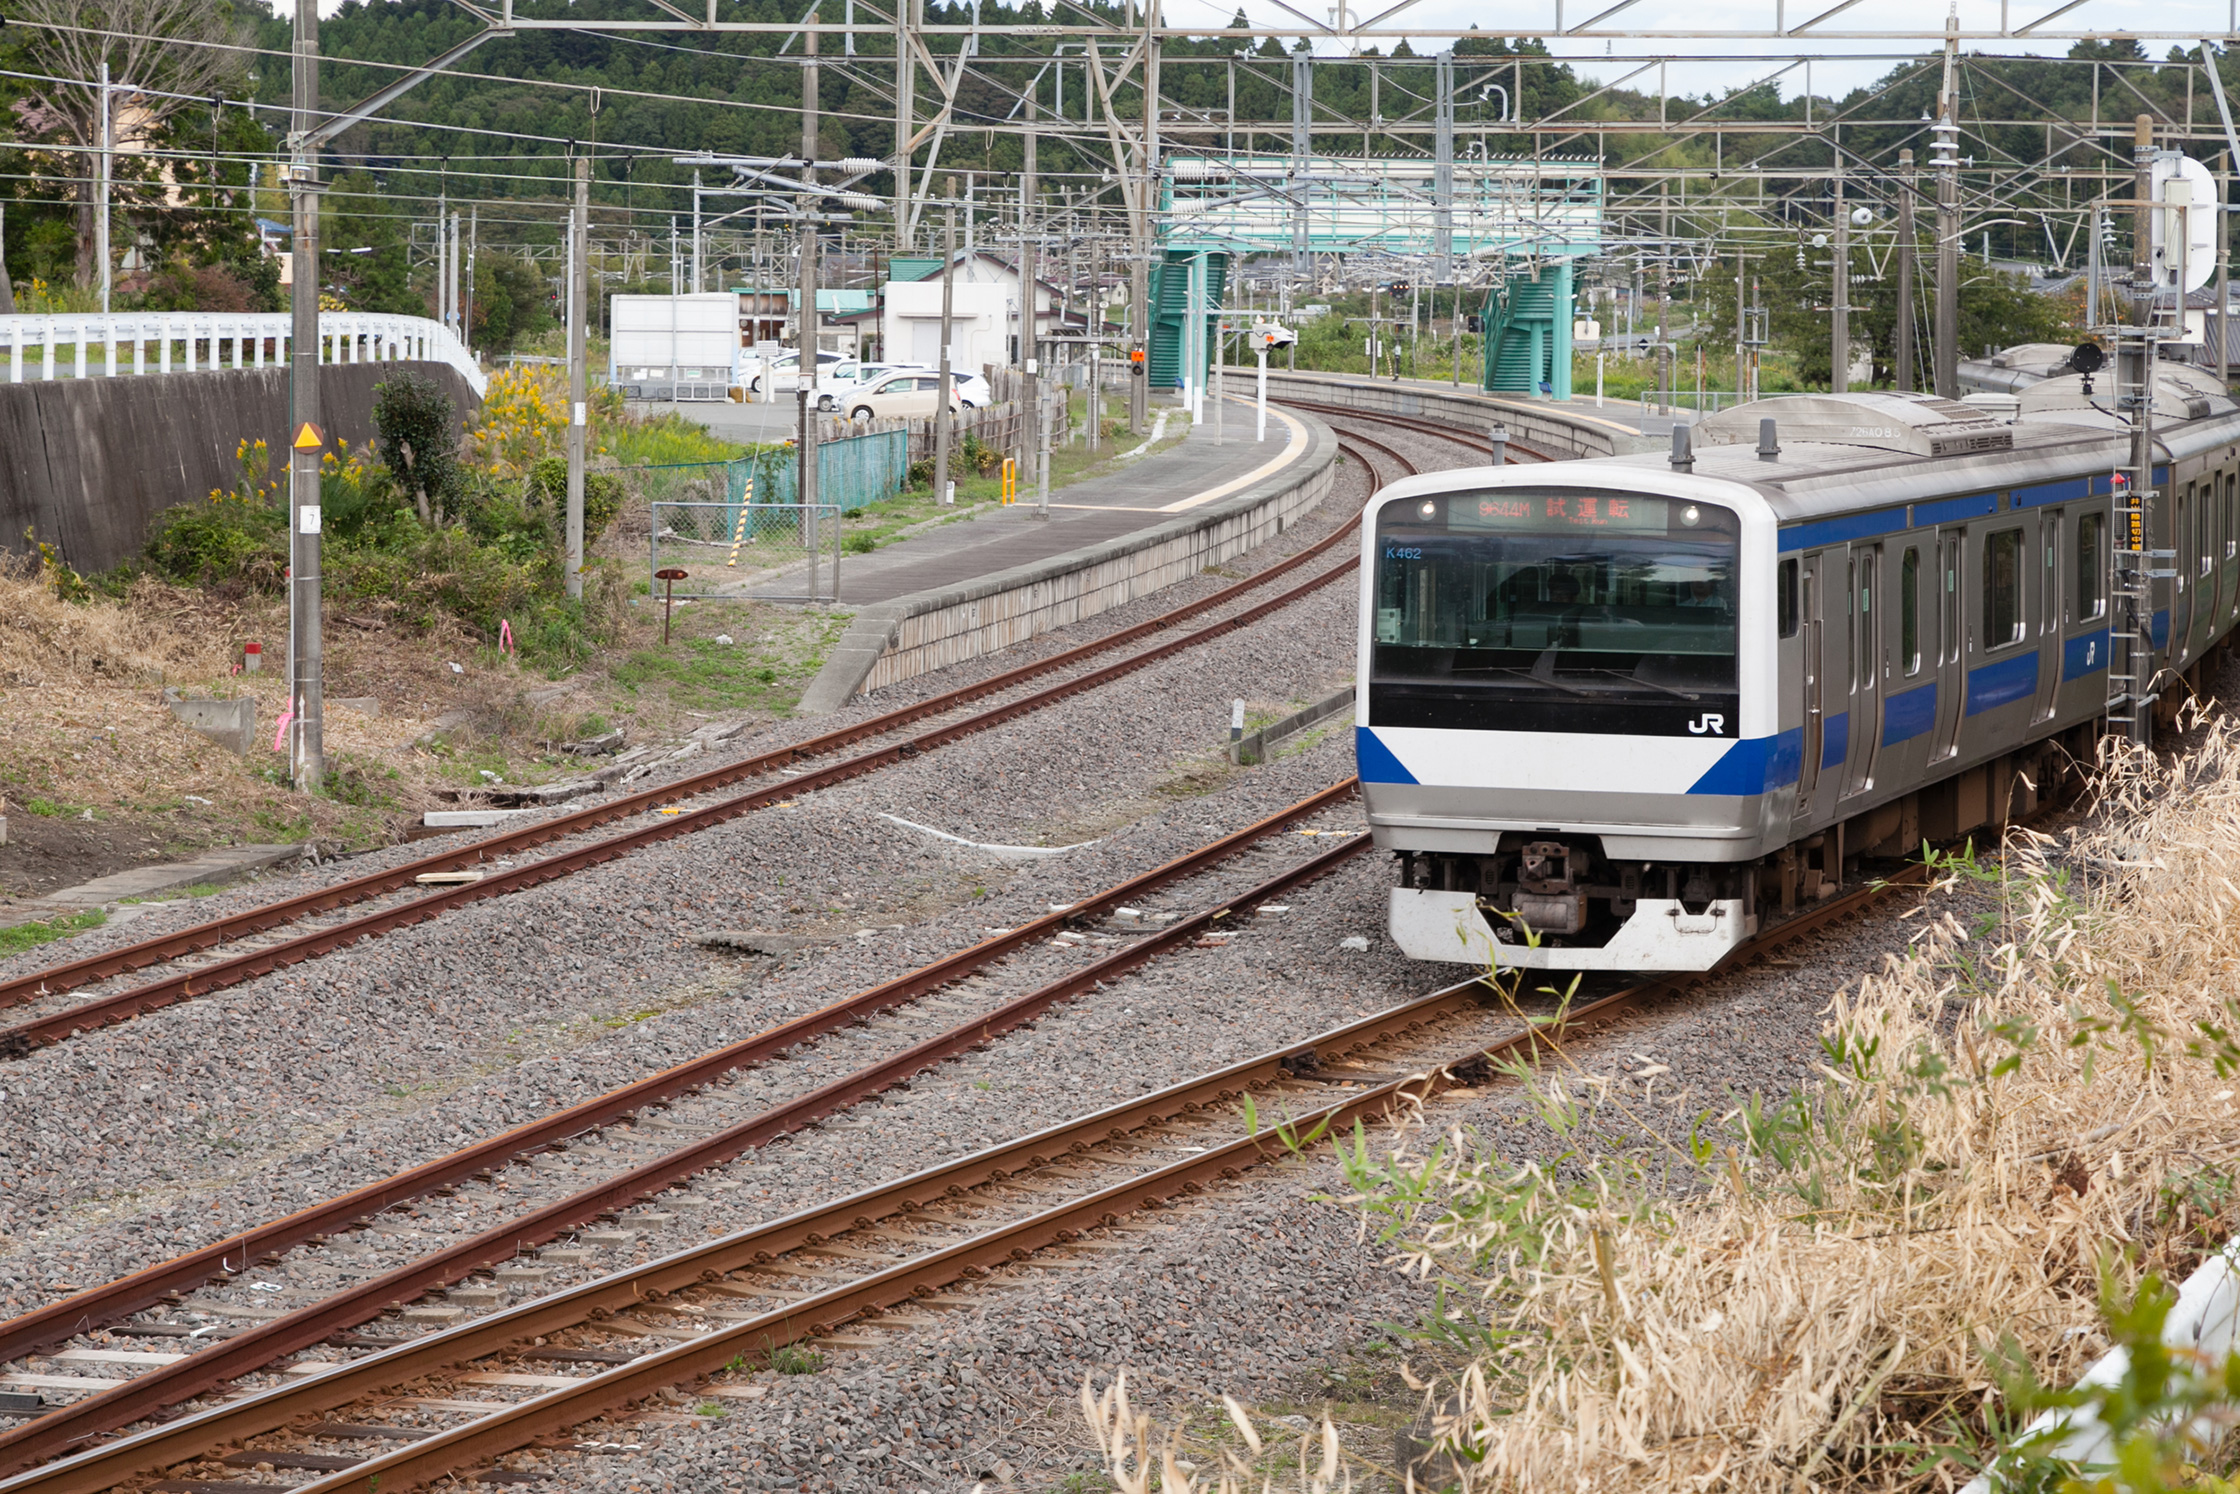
[650,500,843,602]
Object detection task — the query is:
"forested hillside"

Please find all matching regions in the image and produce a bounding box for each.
[0,0,2228,361]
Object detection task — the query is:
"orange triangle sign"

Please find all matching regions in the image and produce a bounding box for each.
[292,422,326,451]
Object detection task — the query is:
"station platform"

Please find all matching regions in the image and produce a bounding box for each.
[800,402,1317,607]
[792,398,1340,713]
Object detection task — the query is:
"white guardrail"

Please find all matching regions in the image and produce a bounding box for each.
[0,311,487,399]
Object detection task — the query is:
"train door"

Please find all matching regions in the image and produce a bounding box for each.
[1795,554,1827,819]
[1930,530,1966,761]
[2033,510,2064,721]
[1841,546,1882,797]
[2176,482,2196,657]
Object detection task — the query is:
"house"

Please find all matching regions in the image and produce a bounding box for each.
[881,251,1070,373]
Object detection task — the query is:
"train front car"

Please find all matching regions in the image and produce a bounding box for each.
[1356,464,1781,972]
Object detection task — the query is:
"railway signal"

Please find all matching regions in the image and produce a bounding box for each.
[1249,322,1294,443]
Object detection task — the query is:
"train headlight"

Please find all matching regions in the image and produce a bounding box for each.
[1679,504,1702,527]
[1418,500,1438,519]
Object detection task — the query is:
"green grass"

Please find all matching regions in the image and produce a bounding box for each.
[770,1343,825,1375]
[119,883,230,906]
[0,909,107,956]
[23,797,69,818]
[611,614,845,713]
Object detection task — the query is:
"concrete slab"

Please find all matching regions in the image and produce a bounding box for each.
[162,694,255,754]
[0,843,303,926]
[422,809,540,828]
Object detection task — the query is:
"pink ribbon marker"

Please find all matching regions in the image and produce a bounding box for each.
[272,706,294,753]
[499,619,515,656]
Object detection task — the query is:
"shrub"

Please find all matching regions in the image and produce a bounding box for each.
[373,370,465,525]
[525,456,623,549]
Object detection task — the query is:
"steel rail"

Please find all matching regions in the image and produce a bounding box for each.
[0,781,1362,1375]
[0,861,1922,1493]
[1278,398,1562,464]
[0,839,1378,1486]
[0,458,1376,1016]
[0,520,1381,1058]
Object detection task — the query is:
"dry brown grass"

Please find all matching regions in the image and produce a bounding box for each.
[1369,724,2240,1491]
[1087,720,2240,1493]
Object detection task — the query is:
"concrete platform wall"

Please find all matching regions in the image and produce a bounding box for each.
[0,361,483,574]
[1249,369,1663,460]
[798,412,1340,713]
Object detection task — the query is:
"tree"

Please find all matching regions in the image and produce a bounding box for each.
[373,371,464,527]
[7,0,254,287]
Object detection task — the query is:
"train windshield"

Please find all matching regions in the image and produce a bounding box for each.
[1370,489,1740,735]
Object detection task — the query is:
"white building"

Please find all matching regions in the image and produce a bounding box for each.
[880,251,1065,373]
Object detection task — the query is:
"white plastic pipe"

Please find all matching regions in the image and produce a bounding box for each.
[1961,1240,2240,1492]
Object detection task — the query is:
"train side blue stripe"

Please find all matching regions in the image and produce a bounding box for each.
[2154,608,2170,649]
[1913,492,2001,527]
[1881,681,1937,746]
[1777,507,1909,553]
[2013,478,2089,509]
[1964,650,2039,716]
[1687,728,1804,795]
[2063,629,2111,681]
[1766,727,1803,789]
[1354,727,1418,785]
[1821,711,1850,769]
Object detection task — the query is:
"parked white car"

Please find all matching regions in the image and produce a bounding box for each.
[816,361,909,410]
[843,369,961,422]
[745,349,846,395]
[948,369,993,408]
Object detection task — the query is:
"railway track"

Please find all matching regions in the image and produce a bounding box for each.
[0,857,1920,1494]
[0,435,1405,1059]
[0,425,1440,1472]
[0,778,1375,1473]
[1272,397,1562,465]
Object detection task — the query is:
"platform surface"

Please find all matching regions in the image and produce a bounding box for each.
[771,400,1313,607]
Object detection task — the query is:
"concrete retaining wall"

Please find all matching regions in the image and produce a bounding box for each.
[797,410,1341,714]
[0,361,482,574]
[1249,369,1664,460]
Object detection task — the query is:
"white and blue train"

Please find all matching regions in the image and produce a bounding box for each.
[1356,363,2240,971]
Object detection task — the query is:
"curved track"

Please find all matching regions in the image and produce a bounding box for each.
[0,860,1920,1494]
[0,437,1400,1057]
[0,426,1432,1477]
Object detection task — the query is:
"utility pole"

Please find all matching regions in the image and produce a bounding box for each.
[1831,140,1849,394]
[894,0,918,251]
[1733,250,1745,408]
[2213,151,2231,383]
[937,184,956,504]
[566,153,588,600]
[286,0,323,792]
[1895,148,1916,393]
[691,169,703,293]
[465,204,477,349]
[1932,26,1959,399]
[799,20,822,556]
[1023,86,1044,516]
[2135,113,2156,327]
[97,61,112,314]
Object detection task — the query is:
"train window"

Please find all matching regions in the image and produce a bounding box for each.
[2206,482,2217,577]
[1982,528,2024,648]
[1900,547,1921,676]
[1778,558,1799,638]
[2076,512,2107,621]
[2225,475,2236,560]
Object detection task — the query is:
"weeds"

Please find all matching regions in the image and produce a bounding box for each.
[1101,724,2240,1492]
[0,909,106,957]
[769,1342,824,1375]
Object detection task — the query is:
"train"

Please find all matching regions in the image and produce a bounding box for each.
[1355,355,2240,971]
